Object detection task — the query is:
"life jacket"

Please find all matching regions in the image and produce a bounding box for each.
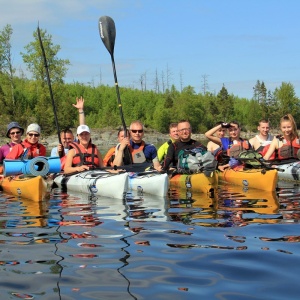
[222,138,250,158]
[128,141,147,163]
[19,141,43,159]
[69,142,99,168]
[277,138,300,160]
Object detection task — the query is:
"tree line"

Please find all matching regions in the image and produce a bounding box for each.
[0,24,300,138]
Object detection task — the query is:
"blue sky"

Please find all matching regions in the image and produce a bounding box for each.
[1,0,300,99]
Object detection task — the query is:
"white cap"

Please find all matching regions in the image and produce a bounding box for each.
[77,125,90,135]
[26,123,41,134]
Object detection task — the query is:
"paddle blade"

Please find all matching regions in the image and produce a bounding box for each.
[98,16,116,55]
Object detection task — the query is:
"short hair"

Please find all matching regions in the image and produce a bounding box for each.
[258,119,270,124]
[129,120,144,130]
[169,122,178,130]
[60,128,73,135]
[178,119,192,131]
[229,120,240,128]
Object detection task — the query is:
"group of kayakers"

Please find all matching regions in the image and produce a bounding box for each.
[0,95,299,174]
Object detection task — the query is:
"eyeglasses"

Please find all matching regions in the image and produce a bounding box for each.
[131,129,143,133]
[28,133,40,137]
[178,128,191,132]
[10,131,21,135]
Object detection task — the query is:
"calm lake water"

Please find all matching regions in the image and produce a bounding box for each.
[0,181,300,299]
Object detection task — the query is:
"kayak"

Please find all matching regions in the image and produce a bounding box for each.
[272,160,300,181]
[127,171,169,197]
[169,171,218,194]
[53,170,129,199]
[0,175,48,202]
[218,168,278,192]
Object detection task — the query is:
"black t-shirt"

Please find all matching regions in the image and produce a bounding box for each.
[162,139,206,170]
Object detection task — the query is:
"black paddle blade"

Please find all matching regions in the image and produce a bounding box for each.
[98,16,116,55]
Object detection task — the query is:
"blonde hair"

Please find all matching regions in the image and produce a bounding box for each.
[280,114,298,140]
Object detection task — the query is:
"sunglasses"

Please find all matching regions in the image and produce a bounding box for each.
[28,133,40,137]
[10,131,21,135]
[131,129,143,133]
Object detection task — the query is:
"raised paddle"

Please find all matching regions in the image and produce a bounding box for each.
[98,16,133,164]
[37,24,64,158]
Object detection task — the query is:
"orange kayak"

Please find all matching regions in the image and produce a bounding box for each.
[0,175,48,201]
[218,168,278,192]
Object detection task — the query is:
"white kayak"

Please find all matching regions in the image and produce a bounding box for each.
[53,170,128,199]
[127,171,169,197]
[274,160,300,181]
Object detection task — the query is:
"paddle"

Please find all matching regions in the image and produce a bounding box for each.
[98,16,133,164]
[37,24,64,158]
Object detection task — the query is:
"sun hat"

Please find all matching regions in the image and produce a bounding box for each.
[77,125,90,135]
[6,122,24,138]
[26,123,41,134]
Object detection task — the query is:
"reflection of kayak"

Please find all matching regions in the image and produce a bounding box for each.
[169,172,218,193]
[218,168,278,191]
[53,170,128,199]
[217,186,280,224]
[0,175,48,202]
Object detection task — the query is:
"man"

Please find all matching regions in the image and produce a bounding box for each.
[50,129,74,157]
[0,122,24,163]
[157,122,179,163]
[162,120,206,171]
[113,120,162,171]
[249,119,274,153]
[102,129,129,167]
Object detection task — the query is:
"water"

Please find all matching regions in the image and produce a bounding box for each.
[0,182,300,299]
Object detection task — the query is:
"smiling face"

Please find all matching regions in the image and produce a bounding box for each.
[78,131,91,147]
[169,126,179,141]
[60,132,74,148]
[228,124,240,140]
[258,121,270,137]
[177,121,192,142]
[280,120,293,138]
[26,131,40,144]
[9,128,22,143]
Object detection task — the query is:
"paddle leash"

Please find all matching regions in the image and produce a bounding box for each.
[37,24,64,158]
[98,16,133,164]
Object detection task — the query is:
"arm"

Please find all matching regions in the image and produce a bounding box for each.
[204,125,223,146]
[72,96,85,125]
[157,142,167,162]
[112,137,130,166]
[162,143,175,171]
[263,138,278,160]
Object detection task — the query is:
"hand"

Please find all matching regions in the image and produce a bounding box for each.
[221,123,231,128]
[73,96,85,110]
[119,137,130,150]
[76,165,89,172]
[57,144,63,152]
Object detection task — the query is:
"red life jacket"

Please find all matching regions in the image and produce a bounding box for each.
[258,144,276,160]
[277,138,300,160]
[227,139,250,158]
[69,142,100,168]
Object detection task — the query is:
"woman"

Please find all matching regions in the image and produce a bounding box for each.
[205,121,251,171]
[263,114,300,161]
[64,125,104,174]
[6,123,46,159]
[0,122,24,163]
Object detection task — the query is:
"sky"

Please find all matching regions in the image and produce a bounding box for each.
[1,0,300,99]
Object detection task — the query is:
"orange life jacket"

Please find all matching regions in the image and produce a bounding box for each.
[258,144,276,160]
[277,138,300,160]
[128,141,146,163]
[69,142,100,168]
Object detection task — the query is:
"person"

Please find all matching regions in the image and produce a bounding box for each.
[157,123,179,163]
[113,120,162,171]
[50,96,86,157]
[249,119,274,155]
[205,121,251,171]
[50,129,74,157]
[206,121,227,154]
[63,124,104,174]
[162,120,206,171]
[0,122,24,163]
[6,123,47,159]
[263,114,300,161]
[102,129,129,167]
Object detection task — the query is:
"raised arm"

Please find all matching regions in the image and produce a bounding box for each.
[72,96,86,125]
[204,124,224,146]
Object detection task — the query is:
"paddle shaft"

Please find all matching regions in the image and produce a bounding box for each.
[37,25,63,157]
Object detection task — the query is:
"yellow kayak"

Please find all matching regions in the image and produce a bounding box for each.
[169,171,218,194]
[218,168,278,191]
[0,175,48,202]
